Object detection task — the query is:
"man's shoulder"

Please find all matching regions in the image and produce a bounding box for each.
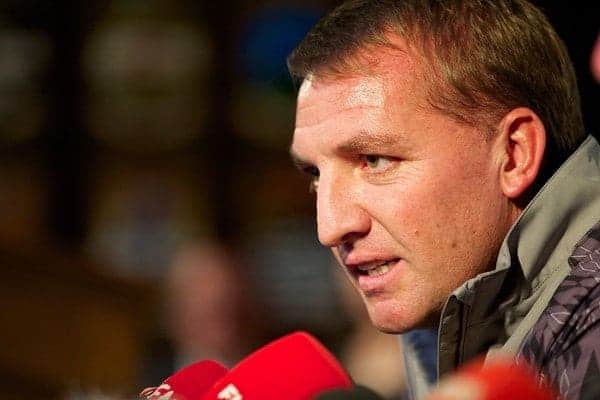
[519,220,600,399]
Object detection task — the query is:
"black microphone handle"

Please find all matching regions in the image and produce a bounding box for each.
[315,385,385,399]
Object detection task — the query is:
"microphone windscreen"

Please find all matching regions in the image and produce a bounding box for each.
[315,385,384,399]
[140,360,229,400]
[201,331,353,400]
[428,357,557,400]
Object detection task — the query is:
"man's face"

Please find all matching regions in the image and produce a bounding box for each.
[291,50,516,333]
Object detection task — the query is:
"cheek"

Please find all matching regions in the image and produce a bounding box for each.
[366,159,499,253]
[366,168,460,230]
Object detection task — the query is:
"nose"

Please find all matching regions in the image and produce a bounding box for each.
[316,172,371,247]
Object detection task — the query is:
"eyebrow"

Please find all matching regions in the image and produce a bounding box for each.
[336,131,401,154]
[289,130,404,170]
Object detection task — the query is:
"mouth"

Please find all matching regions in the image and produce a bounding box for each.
[354,259,399,277]
[343,258,402,294]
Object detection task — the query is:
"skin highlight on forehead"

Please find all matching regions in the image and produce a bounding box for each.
[296,35,417,105]
[294,75,387,134]
[345,76,385,109]
[297,74,314,102]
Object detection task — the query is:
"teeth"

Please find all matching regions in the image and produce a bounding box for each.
[354,259,397,276]
[358,260,387,271]
[366,263,391,277]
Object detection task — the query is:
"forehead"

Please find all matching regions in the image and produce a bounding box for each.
[292,49,422,154]
[295,75,386,129]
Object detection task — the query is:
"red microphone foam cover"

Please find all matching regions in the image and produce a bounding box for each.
[201,331,353,400]
[429,358,557,400]
[140,360,229,400]
[461,359,556,400]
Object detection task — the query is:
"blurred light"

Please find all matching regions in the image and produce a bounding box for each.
[0,160,47,246]
[86,161,211,280]
[231,83,296,149]
[231,5,321,149]
[246,218,346,332]
[236,6,321,83]
[0,29,51,146]
[232,157,313,223]
[82,20,213,153]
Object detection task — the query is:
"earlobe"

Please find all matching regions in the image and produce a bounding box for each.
[497,108,546,200]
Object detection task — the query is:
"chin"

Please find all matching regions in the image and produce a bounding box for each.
[366,300,439,334]
[366,307,415,334]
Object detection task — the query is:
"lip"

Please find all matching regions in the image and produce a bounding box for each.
[342,253,399,268]
[344,258,403,294]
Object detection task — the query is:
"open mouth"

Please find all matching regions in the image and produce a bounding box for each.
[354,259,400,277]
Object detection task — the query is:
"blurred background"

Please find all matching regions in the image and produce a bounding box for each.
[0,1,597,399]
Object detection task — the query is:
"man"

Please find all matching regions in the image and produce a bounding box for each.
[288,1,600,399]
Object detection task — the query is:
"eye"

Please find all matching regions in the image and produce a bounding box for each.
[363,155,393,171]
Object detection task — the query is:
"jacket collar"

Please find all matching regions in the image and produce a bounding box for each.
[455,135,600,311]
[437,135,600,374]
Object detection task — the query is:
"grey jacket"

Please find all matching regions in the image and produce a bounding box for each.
[403,135,600,400]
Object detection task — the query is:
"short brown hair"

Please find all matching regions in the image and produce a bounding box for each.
[288,0,585,182]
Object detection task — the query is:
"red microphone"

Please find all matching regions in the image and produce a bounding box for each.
[426,357,558,400]
[140,360,229,400]
[201,331,353,400]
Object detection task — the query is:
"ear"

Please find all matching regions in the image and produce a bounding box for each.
[496,107,546,199]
